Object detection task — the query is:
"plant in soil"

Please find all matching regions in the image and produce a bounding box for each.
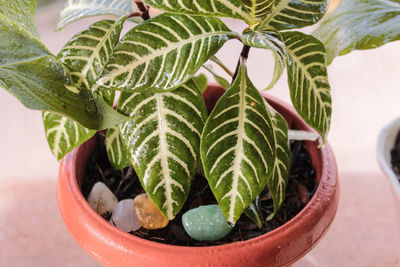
[0,0,333,242]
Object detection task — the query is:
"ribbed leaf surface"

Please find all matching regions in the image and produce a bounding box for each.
[57,0,137,30]
[314,0,400,64]
[58,19,125,90]
[99,13,236,92]
[243,0,274,22]
[266,103,290,220]
[261,0,328,30]
[200,64,276,223]
[282,31,331,141]
[0,0,38,37]
[142,0,251,22]
[118,81,207,219]
[105,127,131,170]
[241,26,286,90]
[43,112,96,160]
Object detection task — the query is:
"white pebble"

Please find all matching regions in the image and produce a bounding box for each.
[87,182,118,217]
[110,199,141,232]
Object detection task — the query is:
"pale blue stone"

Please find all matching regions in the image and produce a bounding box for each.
[182,204,234,241]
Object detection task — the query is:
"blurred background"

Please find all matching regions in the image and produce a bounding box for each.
[0,0,399,266]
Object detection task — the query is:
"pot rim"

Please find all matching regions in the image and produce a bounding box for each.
[59,92,338,252]
[377,117,400,201]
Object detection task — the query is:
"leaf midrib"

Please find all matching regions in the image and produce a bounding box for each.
[81,19,123,89]
[156,93,175,219]
[226,65,247,222]
[0,55,47,69]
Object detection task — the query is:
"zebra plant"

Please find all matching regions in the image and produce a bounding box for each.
[0,0,331,225]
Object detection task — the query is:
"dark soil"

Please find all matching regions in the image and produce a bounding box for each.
[82,134,317,247]
[391,130,400,179]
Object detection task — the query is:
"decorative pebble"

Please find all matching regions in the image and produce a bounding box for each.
[87,182,118,217]
[133,193,169,229]
[182,204,234,241]
[110,199,141,232]
[297,184,310,204]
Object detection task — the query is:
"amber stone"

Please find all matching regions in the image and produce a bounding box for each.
[133,193,169,229]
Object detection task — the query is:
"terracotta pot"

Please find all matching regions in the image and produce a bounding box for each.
[58,84,339,267]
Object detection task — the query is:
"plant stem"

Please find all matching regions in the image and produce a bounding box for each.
[134,0,150,20]
[127,11,143,19]
[232,45,251,84]
[210,56,234,77]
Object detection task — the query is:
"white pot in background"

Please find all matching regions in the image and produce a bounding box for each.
[377,117,400,206]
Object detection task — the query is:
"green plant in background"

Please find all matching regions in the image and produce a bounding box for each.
[314,0,400,65]
[0,0,332,226]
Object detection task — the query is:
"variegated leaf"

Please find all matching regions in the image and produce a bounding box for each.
[241,26,286,90]
[244,196,263,228]
[282,31,331,141]
[243,0,274,22]
[58,18,125,91]
[99,13,237,93]
[200,63,276,223]
[117,81,207,219]
[314,0,400,65]
[105,127,130,170]
[42,111,96,160]
[142,0,251,22]
[42,18,125,161]
[265,102,290,220]
[56,0,138,30]
[260,0,328,30]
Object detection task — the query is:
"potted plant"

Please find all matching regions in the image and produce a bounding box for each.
[313,0,400,209]
[0,0,339,266]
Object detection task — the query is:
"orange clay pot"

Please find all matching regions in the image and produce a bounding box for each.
[58,84,339,267]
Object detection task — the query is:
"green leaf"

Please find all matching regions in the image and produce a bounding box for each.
[243,0,274,23]
[203,65,230,89]
[118,81,207,219]
[200,63,276,223]
[192,73,208,93]
[314,0,400,65]
[43,111,96,160]
[265,103,290,220]
[260,0,328,30]
[142,0,251,22]
[241,26,286,90]
[105,127,131,170]
[0,11,129,130]
[282,31,331,141]
[42,18,127,160]
[244,196,264,228]
[0,0,38,37]
[58,18,126,90]
[99,13,237,93]
[56,0,139,30]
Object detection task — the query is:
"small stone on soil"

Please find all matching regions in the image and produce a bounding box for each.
[110,199,141,233]
[133,193,169,229]
[88,182,118,217]
[182,204,234,241]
